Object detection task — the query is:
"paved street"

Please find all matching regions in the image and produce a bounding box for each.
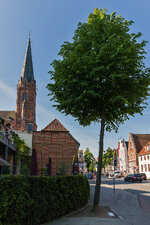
[101,176,150,214]
[44,176,150,225]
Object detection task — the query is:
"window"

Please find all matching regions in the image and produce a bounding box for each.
[141,165,143,172]
[27,123,33,132]
[147,155,149,160]
[147,145,150,150]
[22,92,27,102]
[144,155,146,160]
[148,164,150,172]
[145,164,147,172]
[141,156,142,161]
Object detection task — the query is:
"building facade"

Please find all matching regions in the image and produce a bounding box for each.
[0,37,37,132]
[14,37,37,132]
[128,133,150,173]
[32,119,80,176]
[138,141,150,178]
[118,139,128,175]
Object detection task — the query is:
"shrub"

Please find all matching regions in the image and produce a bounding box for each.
[0,175,89,225]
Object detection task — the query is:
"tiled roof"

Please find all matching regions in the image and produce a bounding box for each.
[0,111,15,121]
[138,141,150,155]
[42,118,68,132]
[131,134,150,153]
[42,118,80,145]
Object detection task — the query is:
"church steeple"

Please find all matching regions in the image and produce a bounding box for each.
[20,36,34,83]
[15,35,37,132]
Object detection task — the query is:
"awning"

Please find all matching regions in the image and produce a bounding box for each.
[0,158,13,167]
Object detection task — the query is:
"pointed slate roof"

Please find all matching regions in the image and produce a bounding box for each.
[42,119,68,132]
[20,38,34,82]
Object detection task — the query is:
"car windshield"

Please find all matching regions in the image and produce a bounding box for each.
[128,174,134,177]
[134,174,140,177]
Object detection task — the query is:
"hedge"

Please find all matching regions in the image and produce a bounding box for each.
[0,175,90,225]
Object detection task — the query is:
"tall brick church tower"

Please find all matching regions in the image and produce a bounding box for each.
[14,36,37,131]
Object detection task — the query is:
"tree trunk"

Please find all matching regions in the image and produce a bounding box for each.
[93,111,105,209]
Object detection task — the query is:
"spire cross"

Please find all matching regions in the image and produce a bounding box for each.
[29,31,31,38]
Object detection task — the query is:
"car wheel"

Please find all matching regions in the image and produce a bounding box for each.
[140,180,142,182]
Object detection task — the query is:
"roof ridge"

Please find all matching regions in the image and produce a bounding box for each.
[42,118,68,132]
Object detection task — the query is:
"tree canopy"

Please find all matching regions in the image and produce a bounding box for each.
[84,148,95,172]
[102,147,115,169]
[47,8,150,208]
[47,8,150,132]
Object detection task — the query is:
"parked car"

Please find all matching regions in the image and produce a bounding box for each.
[114,171,121,178]
[108,172,114,178]
[105,172,109,176]
[124,173,142,182]
[86,173,92,179]
[139,173,147,180]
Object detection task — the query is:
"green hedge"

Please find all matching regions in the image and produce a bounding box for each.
[0,175,90,225]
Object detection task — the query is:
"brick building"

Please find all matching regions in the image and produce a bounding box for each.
[32,119,80,175]
[128,133,150,173]
[0,36,37,132]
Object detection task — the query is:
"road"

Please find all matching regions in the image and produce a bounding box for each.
[44,176,150,225]
[90,176,150,214]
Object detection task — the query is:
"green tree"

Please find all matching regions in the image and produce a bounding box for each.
[102,148,115,169]
[47,8,150,208]
[84,148,95,172]
[12,133,31,174]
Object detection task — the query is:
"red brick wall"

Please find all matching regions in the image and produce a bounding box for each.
[15,79,37,131]
[32,131,78,175]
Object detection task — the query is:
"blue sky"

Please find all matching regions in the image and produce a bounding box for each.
[0,0,150,157]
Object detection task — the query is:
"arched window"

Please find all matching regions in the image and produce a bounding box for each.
[22,92,27,102]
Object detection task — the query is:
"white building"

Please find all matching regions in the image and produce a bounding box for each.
[138,141,150,179]
[118,139,128,174]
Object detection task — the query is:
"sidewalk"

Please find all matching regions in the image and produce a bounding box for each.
[43,183,150,225]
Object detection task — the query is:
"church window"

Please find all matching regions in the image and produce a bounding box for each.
[22,92,27,102]
[27,123,33,132]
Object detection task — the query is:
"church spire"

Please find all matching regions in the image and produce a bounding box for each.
[20,34,34,82]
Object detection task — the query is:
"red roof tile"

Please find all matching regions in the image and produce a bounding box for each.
[138,141,150,155]
[132,134,150,153]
